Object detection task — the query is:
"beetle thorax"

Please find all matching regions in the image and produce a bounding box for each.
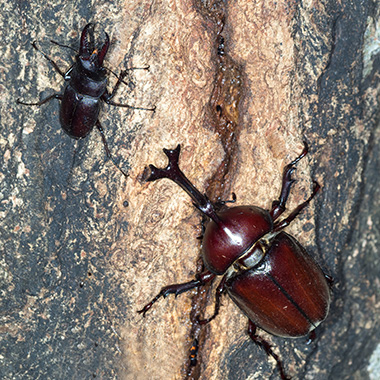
[70,62,107,98]
[202,205,273,275]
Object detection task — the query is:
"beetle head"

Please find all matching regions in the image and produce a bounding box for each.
[78,23,109,74]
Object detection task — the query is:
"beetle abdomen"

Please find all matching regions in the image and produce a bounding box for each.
[60,85,100,139]
[226,232,330,338]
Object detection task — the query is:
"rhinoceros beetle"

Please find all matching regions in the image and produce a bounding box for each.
[138,143,332,379]
[17,23,155,177]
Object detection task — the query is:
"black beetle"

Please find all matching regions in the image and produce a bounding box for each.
[138,143,332,379]
[17,23,155,177]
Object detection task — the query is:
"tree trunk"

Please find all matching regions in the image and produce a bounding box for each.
[1,0,379,379]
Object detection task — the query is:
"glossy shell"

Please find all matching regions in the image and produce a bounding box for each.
[60,84,101,139]
[202,206,273,274]
[226,232,331,337]
[59,60,108,139]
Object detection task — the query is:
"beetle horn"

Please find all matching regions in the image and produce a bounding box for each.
[144,145,221,224]
[97,32,110,66]
[79,23,93,57]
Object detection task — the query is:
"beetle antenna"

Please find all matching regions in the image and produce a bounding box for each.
[143,145,221,223]
[50,39,77,52]
[30,41,66,78]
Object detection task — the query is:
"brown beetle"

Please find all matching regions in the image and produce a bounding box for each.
[138,143,331,379]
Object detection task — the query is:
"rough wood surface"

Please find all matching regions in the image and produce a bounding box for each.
[1,0,379,379]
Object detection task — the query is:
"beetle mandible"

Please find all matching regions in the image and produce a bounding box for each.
[17,23,155,177]
[138,143,332,380]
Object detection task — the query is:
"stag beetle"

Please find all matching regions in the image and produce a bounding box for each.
[17,23,155,177]
[138,143,332,379]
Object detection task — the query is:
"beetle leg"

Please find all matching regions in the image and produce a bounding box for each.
[273,181,320,232]
[198,275,227,325]
[64,65,74,81]
[122,65,150,71]
[103,70,155,111]
[105,99,156,112]
[247,320,290,380]
[270,141,309,221]
[105,67,150,95]
[138,270,216,317]
[16,93,62,106]
[103,70,130,102]
[30,41,66,78]
[95,121,129,178]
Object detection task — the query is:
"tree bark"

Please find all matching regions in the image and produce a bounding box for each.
[1,0,379,379]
